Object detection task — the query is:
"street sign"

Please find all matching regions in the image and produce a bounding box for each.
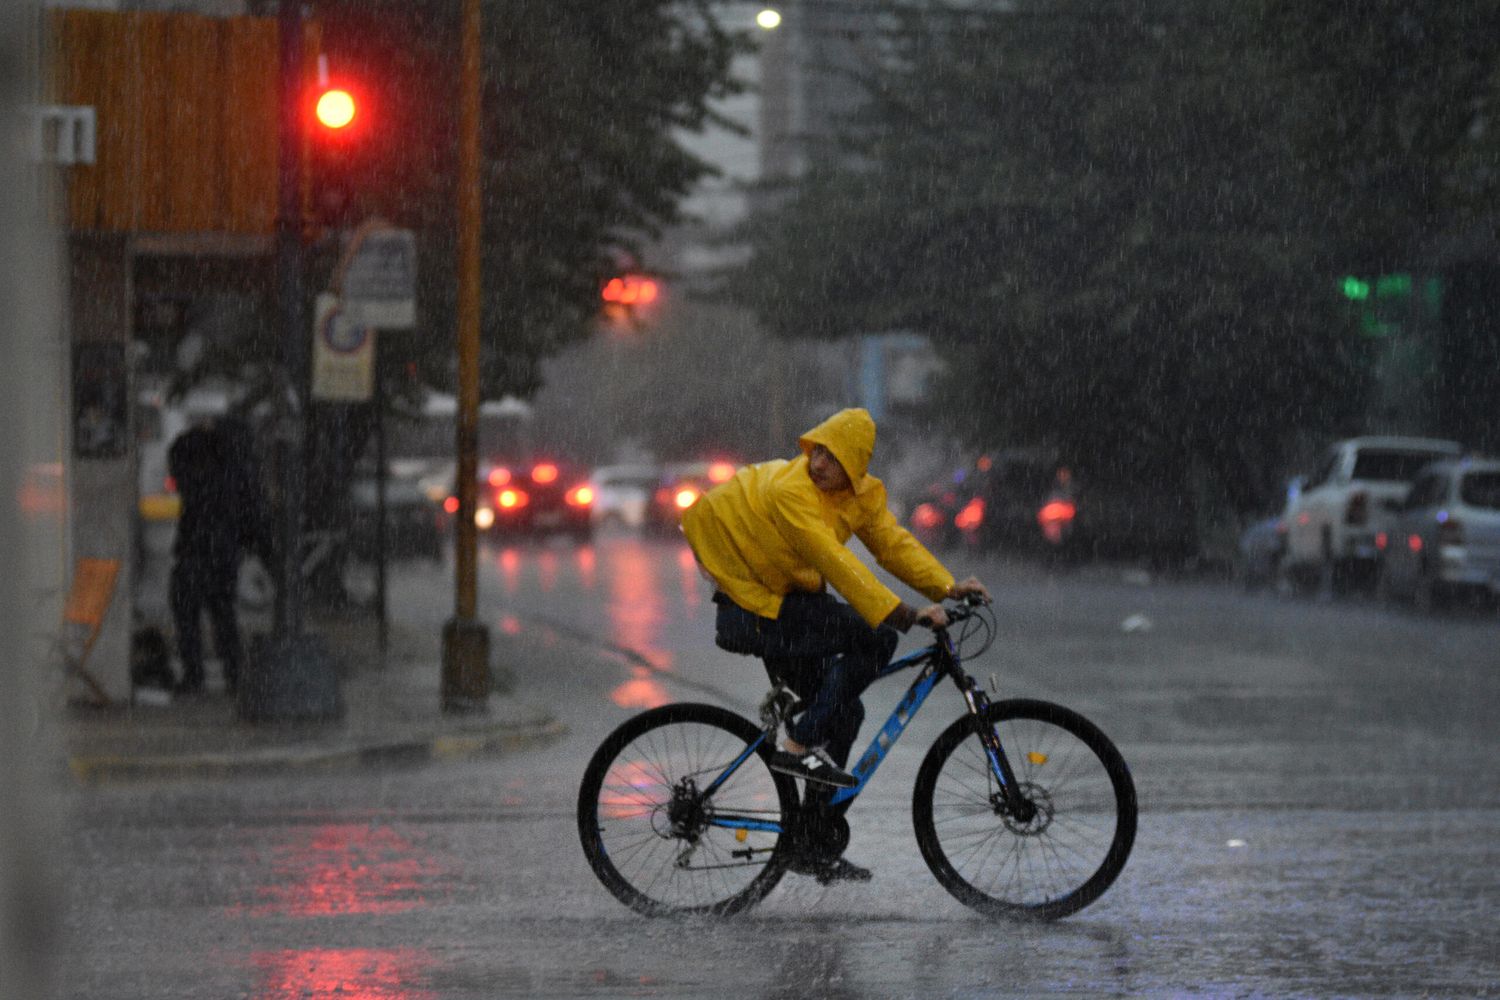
[312,293,376,401]
[339,224,417,329]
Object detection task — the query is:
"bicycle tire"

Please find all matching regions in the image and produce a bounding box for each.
[577,702,798,916]
[912,698,1136,920]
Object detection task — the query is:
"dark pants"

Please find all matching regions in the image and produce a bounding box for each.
[170,553,243,691]
[714,590,898,770]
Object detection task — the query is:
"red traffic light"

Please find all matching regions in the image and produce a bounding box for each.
[602,275,660,306]
[315,88,357,130]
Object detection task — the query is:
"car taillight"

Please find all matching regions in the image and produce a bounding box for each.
[954,497,985,531]
[1037,499,1077,545]
[567,485,594,507]
[1037,499,1077,526]
[1375,531,1388,551]
[497,488,529,510]
[487,466,511,488]
[1407,533,1423,554]
[164,476,178,494]
[912,502,943,531]
[443,496,460,514]
[531,463,559,484]
[675,487,700,510]
[1345,491,1368,526]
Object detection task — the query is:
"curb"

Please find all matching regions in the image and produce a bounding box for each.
[65,715,567,785]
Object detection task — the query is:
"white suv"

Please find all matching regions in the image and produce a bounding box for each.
[1282,436,1463,592]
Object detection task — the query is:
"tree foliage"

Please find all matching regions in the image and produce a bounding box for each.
[314,0,749,398]
[733,0,1500,512]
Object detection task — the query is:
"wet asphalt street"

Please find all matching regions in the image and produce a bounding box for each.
[54,533,1500,998]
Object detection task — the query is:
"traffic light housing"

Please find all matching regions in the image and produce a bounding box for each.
[307,81,363,230]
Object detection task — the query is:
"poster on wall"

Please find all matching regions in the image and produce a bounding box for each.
[72,341,128,460]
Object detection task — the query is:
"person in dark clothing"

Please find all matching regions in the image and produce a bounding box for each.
[168,416,263,696]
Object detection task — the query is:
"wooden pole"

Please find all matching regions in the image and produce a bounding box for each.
[441,0,491,711]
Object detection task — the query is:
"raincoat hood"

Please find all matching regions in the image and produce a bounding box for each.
[798,408,876,495]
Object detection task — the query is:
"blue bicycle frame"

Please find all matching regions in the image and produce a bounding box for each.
[705,630,1019,836]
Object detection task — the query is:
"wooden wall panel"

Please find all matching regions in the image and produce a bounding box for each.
[50,10,279,236]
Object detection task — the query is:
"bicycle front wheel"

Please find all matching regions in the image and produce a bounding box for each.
[577,703,798,916]
[913,699,1137,920]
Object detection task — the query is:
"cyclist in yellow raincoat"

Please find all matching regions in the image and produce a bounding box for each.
[682,407,989,882]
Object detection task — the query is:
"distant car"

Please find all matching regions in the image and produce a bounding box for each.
[444,458,595,541]
[969,451,1081,555]
[349,470,443,562]
[907,451,1194,566]
[1282,436,1464,592]
[1376,457,1500,611]
[1236,477,1305,591]
[906,475,973,550]
[589,463,662,530]
[647,460,738,532]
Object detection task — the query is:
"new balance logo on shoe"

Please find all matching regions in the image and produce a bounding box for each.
[769,745,858,787]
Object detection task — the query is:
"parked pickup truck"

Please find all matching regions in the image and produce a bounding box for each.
[1282,436,1463,592]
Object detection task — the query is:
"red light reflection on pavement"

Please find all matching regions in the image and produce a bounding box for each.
[242,823,444,918]
[576,545,597,589]
[497,547,521,593]
[251,947,434,1000]
[676,544,703,609]
[610,666,671,710]
[604,539,672,671]
[598,759,660,820]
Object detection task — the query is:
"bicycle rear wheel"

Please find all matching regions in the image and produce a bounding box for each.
[577,703,798,916]
[913,699,1136,920]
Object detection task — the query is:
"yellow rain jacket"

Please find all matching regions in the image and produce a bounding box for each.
[682,408,955,627]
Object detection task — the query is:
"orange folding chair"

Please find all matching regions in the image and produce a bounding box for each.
[55,557,121,707]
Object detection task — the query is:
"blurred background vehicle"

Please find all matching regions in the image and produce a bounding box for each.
[905,450,1198,568]
[1282,436,1464,593]
[1376,457,1500,611]
[589,463,662,531]
[971,451,1079,555]
[647,459,738,532]
[443,458,595,542]
[905,450,1076,556]
[906,474,970,551]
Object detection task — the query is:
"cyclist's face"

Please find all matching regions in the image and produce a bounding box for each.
[808,444,852,493]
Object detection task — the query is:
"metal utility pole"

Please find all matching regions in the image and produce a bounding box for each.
[441,0,492,712]
[240,0,342,723]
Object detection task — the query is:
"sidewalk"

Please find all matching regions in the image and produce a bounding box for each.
[61,611,567,785]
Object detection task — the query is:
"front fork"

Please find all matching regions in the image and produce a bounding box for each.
[957,666,1037,824]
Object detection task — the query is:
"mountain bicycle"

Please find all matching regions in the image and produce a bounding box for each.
[576,599,1136,920]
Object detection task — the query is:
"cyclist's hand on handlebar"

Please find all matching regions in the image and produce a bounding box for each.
[948,576,992,605]
[916,603,950,630]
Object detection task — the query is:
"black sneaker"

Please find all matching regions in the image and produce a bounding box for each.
[786,852,873,885]
[769,745,858,788]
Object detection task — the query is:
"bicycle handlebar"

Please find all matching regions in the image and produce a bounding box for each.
[920,594,990,632]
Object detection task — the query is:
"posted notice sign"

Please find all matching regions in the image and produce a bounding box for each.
[340,225,417,330]
[312,293,376,402]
